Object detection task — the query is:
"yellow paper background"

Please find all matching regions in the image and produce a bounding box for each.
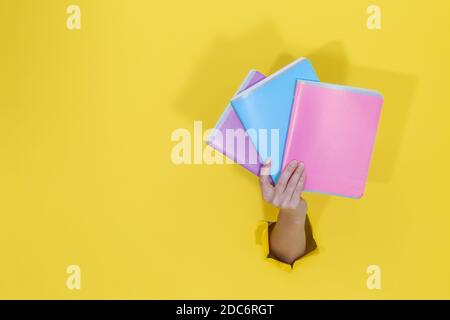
[0,0,449,299]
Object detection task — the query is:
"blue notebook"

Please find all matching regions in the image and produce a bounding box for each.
[231,57,319,182]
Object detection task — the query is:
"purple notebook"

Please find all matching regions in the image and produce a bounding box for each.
[206,70,265,175]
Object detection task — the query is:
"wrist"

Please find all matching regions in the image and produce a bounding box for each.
[278,206,307,225]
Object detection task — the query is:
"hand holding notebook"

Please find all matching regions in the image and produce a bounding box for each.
[208,58,383,199]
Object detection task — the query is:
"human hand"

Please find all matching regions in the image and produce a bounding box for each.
[259,159,307,214]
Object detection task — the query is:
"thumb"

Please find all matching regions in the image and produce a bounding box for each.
[259,159,274,200]
[260,158,272,176]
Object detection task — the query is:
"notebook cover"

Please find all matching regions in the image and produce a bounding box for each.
[282,80,383,198]
[231,58,319,182]
[206,70,266,175]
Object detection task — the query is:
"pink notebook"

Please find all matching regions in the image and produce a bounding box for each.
[283,80,383,198]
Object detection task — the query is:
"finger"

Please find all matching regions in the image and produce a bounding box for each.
[291,170,306,201]
[284,162,304,199]
[296,161,305,176]
[259,159,274,200]
[259,158,272,176]
[274,160,298,196]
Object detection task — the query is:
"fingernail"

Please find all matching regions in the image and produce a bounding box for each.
[299,162,304,168]
[291,160,298,166]
[264,158,272,165]
[260,166,270,176]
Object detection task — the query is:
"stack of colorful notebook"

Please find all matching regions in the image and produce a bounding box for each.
[207,58,383,198]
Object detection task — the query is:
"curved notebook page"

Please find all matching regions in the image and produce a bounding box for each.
[282,80,383,198]
[206,70,265,175]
